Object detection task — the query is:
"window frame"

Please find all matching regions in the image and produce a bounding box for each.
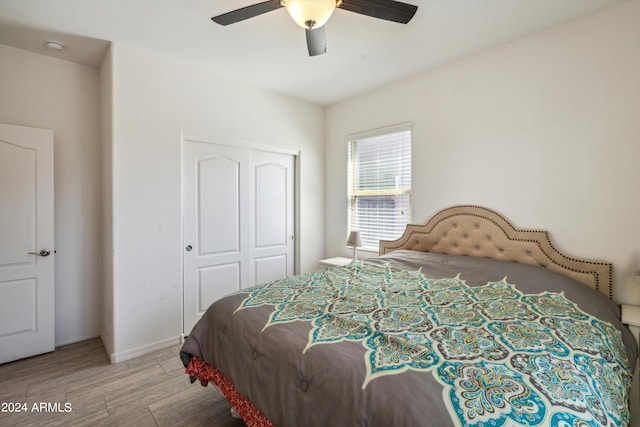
[347,123,412,252]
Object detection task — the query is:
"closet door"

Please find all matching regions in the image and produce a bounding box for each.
[182,139,295,335]
[251,150,295,286]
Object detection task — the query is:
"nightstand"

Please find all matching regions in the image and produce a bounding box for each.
[622,304,640,348]
[319,257,352,269]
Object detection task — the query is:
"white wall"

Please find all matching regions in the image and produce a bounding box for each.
[325,1,640,305]
[107,43,325,361]
[0,44,103,345]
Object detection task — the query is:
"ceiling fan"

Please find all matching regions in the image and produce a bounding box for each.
[211,0,418,56]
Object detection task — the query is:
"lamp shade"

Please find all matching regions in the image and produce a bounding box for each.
[282,0,337,29]
[347,231,362,248]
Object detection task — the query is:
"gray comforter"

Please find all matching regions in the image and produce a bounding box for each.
[181,250,637,427]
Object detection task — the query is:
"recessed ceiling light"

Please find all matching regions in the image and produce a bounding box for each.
[45,40,65,51]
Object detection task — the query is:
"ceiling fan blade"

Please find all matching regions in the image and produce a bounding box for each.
[306,27,326,56]
[211,0,283,26]
[339,0,417,24]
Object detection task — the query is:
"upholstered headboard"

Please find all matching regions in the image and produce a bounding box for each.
[379,205,614,299]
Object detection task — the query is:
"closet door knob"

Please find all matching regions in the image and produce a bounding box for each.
[28,249,51,257]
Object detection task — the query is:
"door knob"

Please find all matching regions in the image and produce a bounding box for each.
[28,249,51,257]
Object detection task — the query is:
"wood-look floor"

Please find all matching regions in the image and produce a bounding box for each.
[0,338,246,426]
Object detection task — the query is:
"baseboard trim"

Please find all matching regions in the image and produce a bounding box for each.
[108,335,182,364]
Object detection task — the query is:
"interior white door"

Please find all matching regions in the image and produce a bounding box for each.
[182,139,295,335]
[182,141,250,335]
[0,123,55,364]
[250,150,295,285]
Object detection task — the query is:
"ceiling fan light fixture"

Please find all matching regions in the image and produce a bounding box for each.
[281,0,341,29]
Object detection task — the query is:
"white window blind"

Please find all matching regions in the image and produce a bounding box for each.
[348,124,411,251]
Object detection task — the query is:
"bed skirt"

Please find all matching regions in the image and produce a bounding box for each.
[185,355,275,427]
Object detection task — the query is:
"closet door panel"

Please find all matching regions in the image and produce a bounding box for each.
[198,156,240,255]
[254,255,287,285]
[255,162,287,248]
[183,141,250,334]
[250,151,295,287]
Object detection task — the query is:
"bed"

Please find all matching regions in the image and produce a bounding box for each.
[180,205,637,427]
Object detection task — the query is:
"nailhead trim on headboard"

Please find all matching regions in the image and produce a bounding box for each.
[379,205,614,299]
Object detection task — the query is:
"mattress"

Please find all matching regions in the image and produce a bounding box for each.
[181,250,637,427]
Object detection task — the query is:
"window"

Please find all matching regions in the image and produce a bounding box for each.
[347,124,411,251]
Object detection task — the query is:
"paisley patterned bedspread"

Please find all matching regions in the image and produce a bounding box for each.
[181,250,636,427]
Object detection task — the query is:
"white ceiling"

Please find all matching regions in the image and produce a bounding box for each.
[0,0,626,106]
